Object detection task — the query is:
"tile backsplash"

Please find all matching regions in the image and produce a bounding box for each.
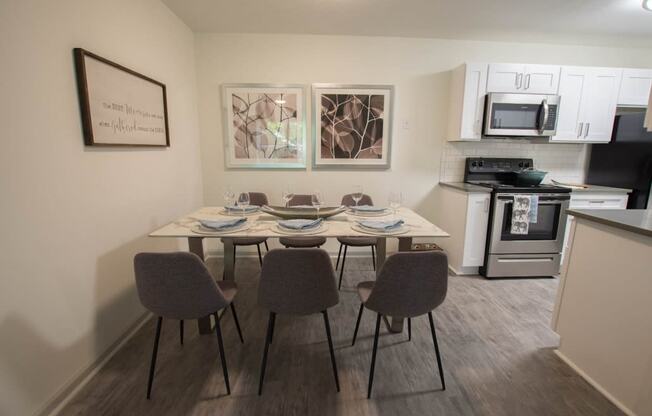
[440,141,589,184]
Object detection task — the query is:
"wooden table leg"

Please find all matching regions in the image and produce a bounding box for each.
[223,238,235,281]
[386,237,413,333]
[375,238,387,274]
[188,237,213,335]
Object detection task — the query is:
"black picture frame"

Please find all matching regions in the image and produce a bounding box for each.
[73,48,170,147]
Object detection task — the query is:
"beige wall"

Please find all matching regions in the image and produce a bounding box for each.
[195,33,652,253]
[0,1,203,415]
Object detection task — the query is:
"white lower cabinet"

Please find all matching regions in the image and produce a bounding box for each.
[433,186,490,275]
[561,192,629,263]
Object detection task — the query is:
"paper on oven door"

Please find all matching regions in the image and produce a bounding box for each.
[511,195,531,234]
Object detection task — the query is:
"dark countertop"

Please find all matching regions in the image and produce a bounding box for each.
[439,182,492,193]
[567,209,652,238]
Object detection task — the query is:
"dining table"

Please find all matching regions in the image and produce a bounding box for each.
[149,206,449,335]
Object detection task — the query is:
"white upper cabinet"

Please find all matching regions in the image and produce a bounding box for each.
[551,67,622,143]
[487,63,560,94]
[618,69,652,107]
[447,63,488,141]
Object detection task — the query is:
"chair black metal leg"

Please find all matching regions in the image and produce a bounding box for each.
[264,240,269,251]
[371,245,376,271]
[428,312,446,390]
[257,244,263,267]
[368,313,382,399]
[408,317,411,341]
[180,320,184,346]
[258,312,276,395]
[146,317,163,399]
[213,312,231,395]
[338,245,348,290]
[352,304,364,346]
[230,303,244,343]
[269,312,275,344]
[322,310,340,392]
[335,243,343,270]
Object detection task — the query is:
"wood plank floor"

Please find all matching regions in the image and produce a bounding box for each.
[61,256,624,416]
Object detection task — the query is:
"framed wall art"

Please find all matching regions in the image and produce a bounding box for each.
[74,48,169,147]
[222,84,306,169]
[312,84,393,169]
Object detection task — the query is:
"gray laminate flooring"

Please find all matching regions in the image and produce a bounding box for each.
[60,256,623,416]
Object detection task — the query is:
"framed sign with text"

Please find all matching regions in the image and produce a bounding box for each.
[73,48,170,147]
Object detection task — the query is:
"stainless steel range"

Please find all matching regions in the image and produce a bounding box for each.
[464,157,571,278]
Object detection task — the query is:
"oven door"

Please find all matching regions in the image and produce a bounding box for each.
[484,93,560,137]
[488,193,569,254]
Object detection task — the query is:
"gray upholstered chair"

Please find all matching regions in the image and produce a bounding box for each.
[351,251,448,398]
[134,252,244,399]
[221,192,270,267]
[257,248,340,395]
[278,194,327,248]
[336,193,378,290]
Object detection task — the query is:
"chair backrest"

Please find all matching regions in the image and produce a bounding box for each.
[249,192,269,206]
[365,251,448,318]
[341,193,373,206]
[288,194,313,206]
[134,252,228,319]
[259,249,339,315]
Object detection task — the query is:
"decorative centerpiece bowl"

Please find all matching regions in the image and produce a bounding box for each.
[261,205,346,220]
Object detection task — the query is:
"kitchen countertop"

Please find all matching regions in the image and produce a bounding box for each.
[439,182,492,193]
[566,209,652,238]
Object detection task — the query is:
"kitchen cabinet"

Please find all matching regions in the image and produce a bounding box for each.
[487,63,560,94]
[618,68,652,107]
[551,67,622,143]
[447,63,487,141]
[433,185,491,274]
[561,191,629,263]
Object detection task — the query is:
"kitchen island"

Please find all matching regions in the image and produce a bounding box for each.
[552,209,652,416]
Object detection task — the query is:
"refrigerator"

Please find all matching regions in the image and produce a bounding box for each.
[586,110,652,209]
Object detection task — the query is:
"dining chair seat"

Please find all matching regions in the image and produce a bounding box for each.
[279,236,327,248]
[223,236,267,246]
[337,236,377,246]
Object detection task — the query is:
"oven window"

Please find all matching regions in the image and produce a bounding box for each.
[491,103,542,130]
[500,202,560,241]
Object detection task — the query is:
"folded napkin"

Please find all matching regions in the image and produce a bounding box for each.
[199,217,246,230]
[225,205,258,213]
[357,219,404,231]
[350,205,386,212]
[289,205,314,209]
[278,218,323,230]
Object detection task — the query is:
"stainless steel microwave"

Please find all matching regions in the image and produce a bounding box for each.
[483,93,561,137]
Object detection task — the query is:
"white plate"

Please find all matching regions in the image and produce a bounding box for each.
[272,223,329,235]
[219,208,259,216]
[351,223,409,236]
[347,209,390,217]
[191,222,252,235]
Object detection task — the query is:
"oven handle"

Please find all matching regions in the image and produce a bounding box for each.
[538,98,549,133]
[496,195,570,202]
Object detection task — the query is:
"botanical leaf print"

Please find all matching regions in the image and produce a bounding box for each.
[231,93,298,160]
[320,94,384,160]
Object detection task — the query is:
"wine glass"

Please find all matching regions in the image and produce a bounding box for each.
[223,187,235,211]
[388,191,402,220]
[311,191,323,218]
[282,186,294,208]
[237,192,250,217]
[352,185,363,207]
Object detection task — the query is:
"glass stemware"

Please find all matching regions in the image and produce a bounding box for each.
[282,187,294,208]
[237,192,250,217]
[312,191,323,218]
[352,185,363,207]
[223,187,235,210]
[388,191,403,220]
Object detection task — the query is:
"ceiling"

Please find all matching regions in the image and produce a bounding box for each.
[162,0,652,47]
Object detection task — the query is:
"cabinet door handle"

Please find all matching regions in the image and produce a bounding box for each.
[518,73,524,89]
[584,122,590,138]
[525,74,531,89]
[515,73,520,88]
[577,122,584,138]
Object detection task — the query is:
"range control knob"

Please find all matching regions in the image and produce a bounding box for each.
[471,161,477,167]
[478,161,484,167]
[518,161,524,168]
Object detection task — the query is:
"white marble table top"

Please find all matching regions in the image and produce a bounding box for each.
[149,207,449,239]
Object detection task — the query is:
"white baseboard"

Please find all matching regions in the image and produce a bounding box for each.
[554,350,636,416]
[36,312,152,416]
